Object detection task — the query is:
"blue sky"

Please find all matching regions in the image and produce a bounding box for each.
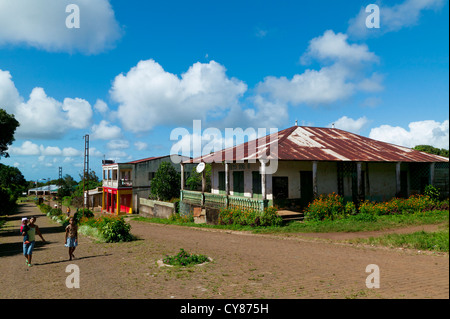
[0,0,448,182]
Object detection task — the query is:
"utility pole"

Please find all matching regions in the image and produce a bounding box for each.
[58,167,63,210]
[83,134,90,210]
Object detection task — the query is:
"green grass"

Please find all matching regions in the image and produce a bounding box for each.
[350,224,449,252]
[134,210,449,234]
[256,210,449,234]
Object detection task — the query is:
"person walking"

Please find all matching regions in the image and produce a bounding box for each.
[24,216,46,267]
[65,217,78,261]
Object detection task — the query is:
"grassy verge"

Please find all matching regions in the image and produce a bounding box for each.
[349,224,449,252]
[133,210,449,234]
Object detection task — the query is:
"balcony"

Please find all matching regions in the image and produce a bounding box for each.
[103,179,133,189]
[181,190,268,212]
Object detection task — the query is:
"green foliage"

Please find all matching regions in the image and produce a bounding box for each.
[79,215,133,243]
[150,162,181,201]
[424,185,440,202]
[413,145,449,158]
[304,192,448,222]
[162,248,209,267]
[218,206,283,227]
[74,208,94,224]
[186,164,211,191]
[48,208,62,217]
[304,193,348,221]
[0,186,16,215]
[0,108,20,159]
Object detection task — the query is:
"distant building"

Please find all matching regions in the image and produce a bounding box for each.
[102,155,193,214]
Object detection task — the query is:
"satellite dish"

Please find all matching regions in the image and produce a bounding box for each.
[196,162,206,173]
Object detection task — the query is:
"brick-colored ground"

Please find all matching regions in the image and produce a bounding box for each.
[0,203,448,299]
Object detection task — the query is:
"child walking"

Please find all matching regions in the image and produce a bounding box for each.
[21,218,30,266]
[65,217,78,261]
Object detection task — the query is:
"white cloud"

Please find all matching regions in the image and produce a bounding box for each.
[8,141,40,156]
[91,120,122,140]
[300,30,378,64]
[331,116,370,134]
[134,141,148,151]
[0,0,122,54]
[347,0,445,38]
[0,70,22,114]
[0,69,94,139]
[257,30,381,107]
[107,139,130,150]
[62,147,81,157]
[111,59,247,132]
[62,98,93,129]
[93,99,109,114]
[369,119,449,149]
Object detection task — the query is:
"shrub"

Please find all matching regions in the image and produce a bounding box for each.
[424,185,440,202]
[162,248,209,267]
[79,215,133,243]
[304,193,345,221]
[48,208,62,217]
[74,208,94,224]
[218,206,282,227]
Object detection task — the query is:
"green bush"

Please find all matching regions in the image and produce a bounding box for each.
[424,185,440,202]
[162,248,209,267]
[74,208,94,223]
[79,215,133,243]
[304,193,346,221]
[218,206,282,227]
[48,208,62,217]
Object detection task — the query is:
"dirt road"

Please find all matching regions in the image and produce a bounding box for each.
[0,203,448,299]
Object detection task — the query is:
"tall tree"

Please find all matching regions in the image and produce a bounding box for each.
[0,109,20,159]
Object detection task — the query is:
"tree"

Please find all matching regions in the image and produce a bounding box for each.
[186,163,211,192]
[0,109,20,159]
[0,163,26,215]
[413,145,449,158]
[57,174,78,198]
[150,162,181,201]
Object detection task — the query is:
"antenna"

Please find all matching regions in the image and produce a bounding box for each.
[196,162,205,173]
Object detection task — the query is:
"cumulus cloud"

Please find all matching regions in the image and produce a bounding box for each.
[369,119,449,149]
[90,120,122,140]
[347,0,445,38]
[8,141,83,157]
[257,30,382,107]
[0,0,122,54]
[107,139,130,150]
[0,69,94,139]
[134,141,148,151]
[111,59,247,132]
[330,116,370,134]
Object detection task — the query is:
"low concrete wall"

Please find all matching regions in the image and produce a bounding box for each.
[139,198,175,219]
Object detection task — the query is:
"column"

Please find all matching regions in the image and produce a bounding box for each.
[260,159,267,200]
[312,161,318,198]
[357,162,363,201]
[396,162,401,197]
[225,162,229,195]
[180,163,185,190]
[430,163,435,186]
[116,190,120,215]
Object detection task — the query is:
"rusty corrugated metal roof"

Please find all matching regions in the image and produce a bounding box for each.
[184,126,449,163]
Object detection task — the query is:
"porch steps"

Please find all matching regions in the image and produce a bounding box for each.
[277,210,304,222]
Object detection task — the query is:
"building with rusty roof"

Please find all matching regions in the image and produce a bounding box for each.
[180,125,449,220]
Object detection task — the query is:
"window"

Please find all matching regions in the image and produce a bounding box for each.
[233,171,244,196]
